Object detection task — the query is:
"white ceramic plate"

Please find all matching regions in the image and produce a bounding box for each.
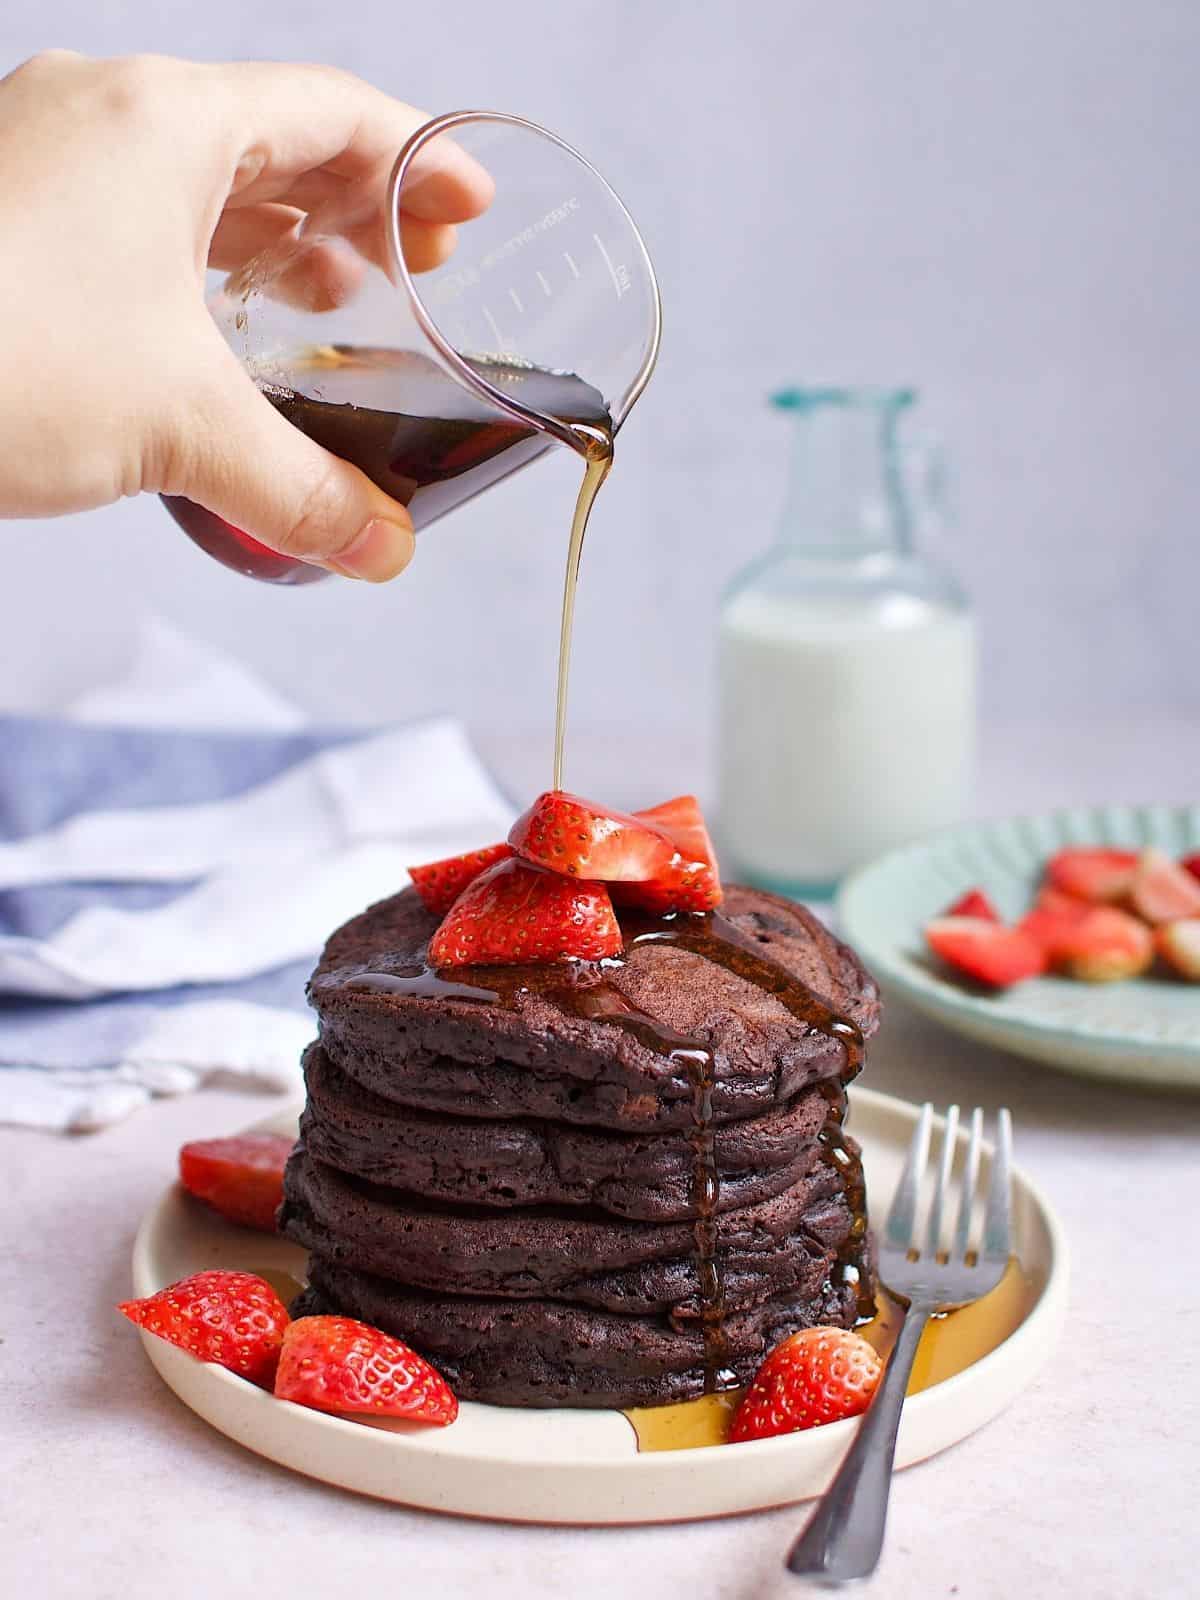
[129,1089,1066,1524]
[838,803,1200,1091]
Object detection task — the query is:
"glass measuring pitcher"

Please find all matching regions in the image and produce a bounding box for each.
[163,111,662,584]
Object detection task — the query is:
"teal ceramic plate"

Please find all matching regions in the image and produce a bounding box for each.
[837,803,1200,1090]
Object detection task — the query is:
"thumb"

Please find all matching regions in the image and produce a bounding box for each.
[173,346,415,581]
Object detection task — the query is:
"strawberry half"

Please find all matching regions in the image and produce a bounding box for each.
[275,1315,458,1425]
[635,795,717,867]
[409,843,514,915]
[925,916,1047,987]
[178,1133,294,1233]
[1033,885,1093,918]
[118,1270,289,1387]
[1020,886,1092,948]
[942,887,1000,921]
[1127,848,1200,925]
[509,791,675,882]
[1156,918,1200,980]
[730,1327,882,1443]
[429,857,621,966]
[1181,853,1200,886]
[615,794,724,914]
[1021,902,1153,982]
[1044,847,1138,904]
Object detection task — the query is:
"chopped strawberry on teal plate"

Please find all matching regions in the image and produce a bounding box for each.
[837,803,1200,1091]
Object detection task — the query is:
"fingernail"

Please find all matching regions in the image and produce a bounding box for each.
[327,517,415,582]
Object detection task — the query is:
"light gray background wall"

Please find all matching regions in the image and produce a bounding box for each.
[2,3,1197,781]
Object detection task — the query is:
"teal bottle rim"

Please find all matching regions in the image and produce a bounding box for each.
[770,386,916,412]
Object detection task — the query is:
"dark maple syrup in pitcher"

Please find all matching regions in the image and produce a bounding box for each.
[163,341,613,789]
[162,344,612,586]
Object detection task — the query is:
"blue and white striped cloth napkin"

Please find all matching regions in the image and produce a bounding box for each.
[1,623,515,1132]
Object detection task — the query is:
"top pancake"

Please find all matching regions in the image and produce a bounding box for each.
[310,883,880,1133]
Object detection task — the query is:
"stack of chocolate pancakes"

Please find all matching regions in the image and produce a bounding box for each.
[282,882,881,1409]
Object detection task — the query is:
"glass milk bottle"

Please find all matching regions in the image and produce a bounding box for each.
[717,387,976,899]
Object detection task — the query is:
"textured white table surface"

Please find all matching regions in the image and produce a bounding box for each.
[3,721,1198,1600]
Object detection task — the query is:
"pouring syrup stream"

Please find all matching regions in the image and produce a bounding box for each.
[552,425,614,791]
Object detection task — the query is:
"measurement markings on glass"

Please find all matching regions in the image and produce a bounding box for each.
[593,233,630,299]
[482,305,505,347]
[508,287,525,314]
[536,270,552,297]
[563,250,581,280]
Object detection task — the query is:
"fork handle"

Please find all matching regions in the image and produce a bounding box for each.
[786,1304,931,1585]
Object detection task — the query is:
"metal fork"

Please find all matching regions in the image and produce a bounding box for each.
[786,1102,1013,1586]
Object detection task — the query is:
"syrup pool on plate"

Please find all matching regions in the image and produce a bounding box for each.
[248,1267,306,1305]
[623,1257,1036,1452]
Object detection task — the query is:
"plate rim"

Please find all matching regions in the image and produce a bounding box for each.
[128,1087,1068,1522]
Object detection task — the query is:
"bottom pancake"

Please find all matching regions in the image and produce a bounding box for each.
[294,1253,867,1408]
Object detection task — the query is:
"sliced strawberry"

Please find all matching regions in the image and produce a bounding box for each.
[508,791,676,882]
[1181,853,1200,886]
[925,916,1047,987]
[118,1270,289,1387]
[429,857,621,966]
[275,1315,457,1425]
[178,1133,294,1232]
[1034,885,1093,918]
[615,873,721,915]
[1128,848,1200,925]
[1021,903,1153,982]
[635,795,716,868]
[942,887,1000,921]
[615,794,723,913]
[1045,847,1139,904]
[1156,918,1200,980]
[409,843,513,915]
[1019,889,1091,953]
[730,1327,882,1442]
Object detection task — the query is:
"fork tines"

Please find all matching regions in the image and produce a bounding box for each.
[882,1102,1013,1279]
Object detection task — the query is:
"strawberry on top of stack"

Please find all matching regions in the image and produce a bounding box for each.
[408,791,723,967]
[926,846,1200,988]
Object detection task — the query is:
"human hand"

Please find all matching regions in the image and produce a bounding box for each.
[0,53,493,578]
